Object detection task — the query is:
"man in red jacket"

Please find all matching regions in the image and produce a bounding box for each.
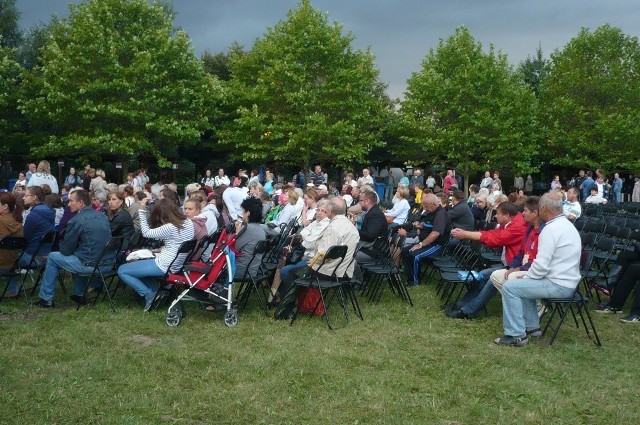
[446,201,528,319]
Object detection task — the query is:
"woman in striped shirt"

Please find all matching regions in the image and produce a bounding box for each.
[118,198,195,311]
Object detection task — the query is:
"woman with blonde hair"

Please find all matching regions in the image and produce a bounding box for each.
[385,186,411,226]
[27,160,59,194]
[90,169,108,193]
[264,189,299,235]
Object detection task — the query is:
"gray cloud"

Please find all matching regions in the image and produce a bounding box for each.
[17,0,640,98]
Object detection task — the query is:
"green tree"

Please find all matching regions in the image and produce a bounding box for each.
[20,0,223,167]
[220,0,389,169]
[0,43,24,153]
[202,42,245,81]
[398,27,539,191]
[0,0,21,48]
[518,44,547,98]
[539,25,640,172]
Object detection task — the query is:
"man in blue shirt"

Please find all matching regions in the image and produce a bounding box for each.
[581,171,594,201]
[33,190,113,308]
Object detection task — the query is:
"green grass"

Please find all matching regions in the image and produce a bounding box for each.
[1,281,638,425]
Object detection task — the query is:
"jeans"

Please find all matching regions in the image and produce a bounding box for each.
[5,252,44,293]
[117,259,165,297]
[278,259,309,297]
[39,252,107,302]
[502,277,575,336]
[458,266,504,317]
[384,185,395,203]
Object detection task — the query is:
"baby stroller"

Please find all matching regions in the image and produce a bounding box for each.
[163,224,240,327]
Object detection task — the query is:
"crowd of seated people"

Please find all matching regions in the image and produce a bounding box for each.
[4,162,640,345]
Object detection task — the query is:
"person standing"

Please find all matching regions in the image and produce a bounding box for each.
[214,168,230,187]
[480,171,493,190]
[612,173,623,204]
[27,160,59,194]
[495,192,581,346]
[64,167,82,188]
[513,173,524,191]
[524,175,533,194]
[201,169,214,187]
[443,170,457,194]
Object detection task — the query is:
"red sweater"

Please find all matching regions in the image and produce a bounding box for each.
[479,213,528,265]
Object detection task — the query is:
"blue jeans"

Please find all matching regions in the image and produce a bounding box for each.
[5,252,44,293]
[502,277,575,336]
[117,259,165,297]
[458,266,503,317]
[39,252,107,302]
[278,259,309,297]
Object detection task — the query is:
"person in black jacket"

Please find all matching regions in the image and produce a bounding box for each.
[355,190,388,263]
[448,190,475,232]
[106,191,135,249]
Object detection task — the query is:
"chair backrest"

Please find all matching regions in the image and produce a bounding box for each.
[0,237,28,271]
[237,239,272,281]
[595,237,615,253]
[0,236,27,251]
[315,245,349,278]
[165,239,198,276]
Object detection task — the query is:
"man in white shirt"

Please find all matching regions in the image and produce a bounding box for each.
[358,168,374,187]
[563,187,582,220]
[222,176,248,220]
[480,171,493,189]
[214,168,231,187]
[496,191,581,346]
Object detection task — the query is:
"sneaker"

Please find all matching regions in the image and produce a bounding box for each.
[31,298,54,309]
[143,292,157,312]
[594,303,623,314]
[494,335,528,346]
[526,328,543,338]
[619,314,640,323]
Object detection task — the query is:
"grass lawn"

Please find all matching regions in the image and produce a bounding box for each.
[1,280,638,425]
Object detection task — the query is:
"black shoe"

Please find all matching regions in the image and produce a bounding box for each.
[70,295,87,305]
[445,308,468,319]
[494,335,529,346]
[31,298,54,309]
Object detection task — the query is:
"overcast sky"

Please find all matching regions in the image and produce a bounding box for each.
[15,0,640,99]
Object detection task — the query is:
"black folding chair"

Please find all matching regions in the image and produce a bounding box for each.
[541,285,602,347]
[0,237,27,301]
[290,245,352,329]
[22,230,60,298]
[75,237,125,312]
[234,239,274,314]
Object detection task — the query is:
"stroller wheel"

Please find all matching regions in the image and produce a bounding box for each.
[223,310,238,327]
[166,309,182,327]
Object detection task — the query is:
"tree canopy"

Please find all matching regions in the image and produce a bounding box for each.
[220,0,390,169]
[398,27,539,186]
[19,0,223,167]
[539,24,640,172]
[0,0,21,48]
